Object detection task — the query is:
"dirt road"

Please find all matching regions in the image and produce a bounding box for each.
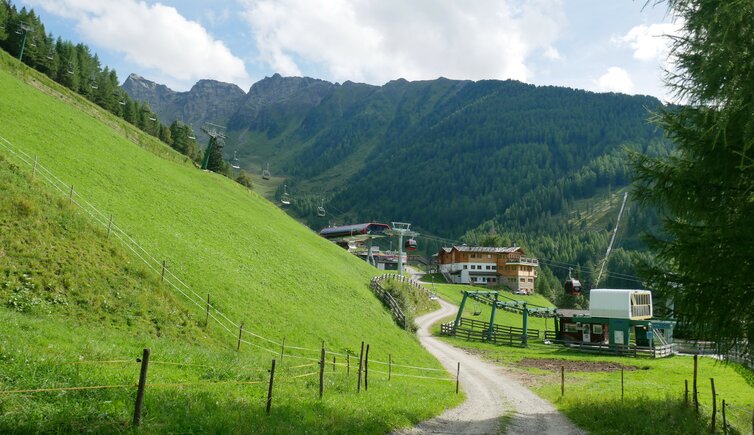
[396,298,584,435]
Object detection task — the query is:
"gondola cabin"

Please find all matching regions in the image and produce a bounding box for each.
[404,238,417,251]
[564,277,582,296]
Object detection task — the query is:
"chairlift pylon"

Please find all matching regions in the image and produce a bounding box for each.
[262,162,271,180]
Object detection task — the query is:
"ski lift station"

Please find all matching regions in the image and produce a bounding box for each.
[555,289,675,357]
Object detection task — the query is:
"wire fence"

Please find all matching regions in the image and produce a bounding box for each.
[0,134,466,428]
[0,133,452,376]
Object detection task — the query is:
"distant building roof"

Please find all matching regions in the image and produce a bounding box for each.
[447,246,522,254]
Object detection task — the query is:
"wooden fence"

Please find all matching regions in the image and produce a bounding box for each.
[440,317,541,347]
[369,274,437,330]
[370,275,406,328]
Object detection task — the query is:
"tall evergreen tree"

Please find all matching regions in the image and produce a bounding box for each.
[632,0,754,356]
[203,136,226,173]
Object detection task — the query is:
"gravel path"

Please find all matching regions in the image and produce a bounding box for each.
[395,298,585,435]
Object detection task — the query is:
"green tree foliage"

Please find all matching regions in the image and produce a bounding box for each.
[203,137,226,173]
[235,170,253,189]
[0,2,259,189]
[0,2,177,153]
[631,0,754,356]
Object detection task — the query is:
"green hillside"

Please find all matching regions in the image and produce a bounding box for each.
[0,50,461,432]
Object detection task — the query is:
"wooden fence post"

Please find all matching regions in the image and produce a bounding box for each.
[561,365,565,398]
[132,348,150,426]
[107,214,113,238]
[364,344,370,391]
[721,399,727,435]
[266,359,276,415]
[237,323,244,351]
[205,294,210,327]
[621,367,624,401]
[319,345,325,399]
[710,378,716,430]
[456,362,460,395]
[347,353,350,376]
[389,354,392,381]
[280,336,286,365]
[31,155,37,179]
[693,354,699,414]
[161,260,166,282]
[357,341,364,393]
[69,185,74,204]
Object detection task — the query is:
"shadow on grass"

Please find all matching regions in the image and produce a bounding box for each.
[559,396,711,435]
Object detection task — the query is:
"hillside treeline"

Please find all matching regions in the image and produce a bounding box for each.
[0,3,202,160]
[0,2,258,185]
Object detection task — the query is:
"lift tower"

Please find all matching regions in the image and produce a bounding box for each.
[385,222,418,275]
[200,123,226,171]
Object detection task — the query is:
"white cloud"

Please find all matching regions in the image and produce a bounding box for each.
[543,46,562,61]
[25,0,250,89]
[240,0,565,84]
[595,66,634,94]
[617,22,681,62]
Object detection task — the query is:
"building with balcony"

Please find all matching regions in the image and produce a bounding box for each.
[436,246,539,293]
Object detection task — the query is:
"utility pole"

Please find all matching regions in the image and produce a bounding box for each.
[385,222,419,275]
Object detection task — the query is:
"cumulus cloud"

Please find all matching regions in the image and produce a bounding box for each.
[617,22,681,62]
[240,0,565,84]
[25,0,250,88]
[595,66,634,94]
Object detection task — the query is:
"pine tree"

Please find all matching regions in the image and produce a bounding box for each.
[631,0,754,356]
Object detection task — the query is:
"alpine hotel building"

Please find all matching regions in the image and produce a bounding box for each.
[436,246,538,293]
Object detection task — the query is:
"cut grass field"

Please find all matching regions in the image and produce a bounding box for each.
[0,50,462,432]
[418,276,753,433]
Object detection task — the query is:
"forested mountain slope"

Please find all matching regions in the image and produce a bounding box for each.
[126,73,672,307]
[126,74,667,236]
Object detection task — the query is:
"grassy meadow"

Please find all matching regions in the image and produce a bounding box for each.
[0,51,463,432]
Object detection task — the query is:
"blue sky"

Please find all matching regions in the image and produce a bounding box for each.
[20,1,679,100]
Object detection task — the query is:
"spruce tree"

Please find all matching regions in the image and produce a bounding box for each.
[631,0,754,356]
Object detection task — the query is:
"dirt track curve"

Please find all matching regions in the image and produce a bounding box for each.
[394,298,585,435]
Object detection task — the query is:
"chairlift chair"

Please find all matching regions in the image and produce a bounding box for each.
[472,297,482,316]
[231,151,240,169]
[316,198,326,217]
[281,185,291,205]
[262,162,271,180]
